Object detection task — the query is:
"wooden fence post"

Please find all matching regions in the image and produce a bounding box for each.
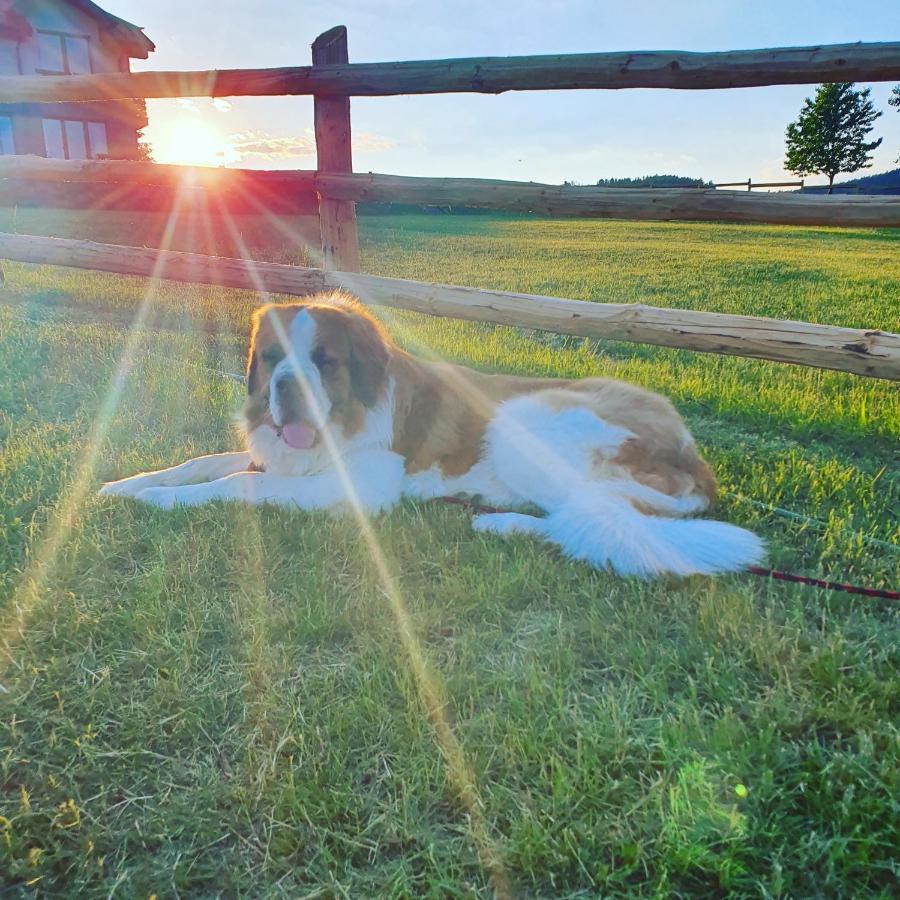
[312,26,361,272]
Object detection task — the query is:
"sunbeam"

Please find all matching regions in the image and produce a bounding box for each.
[200,197,512,890]
[225,180,324,269]
[202,191,613,889]
[1,186,190,667]
[193,195,289,756]
[257,305,513,897]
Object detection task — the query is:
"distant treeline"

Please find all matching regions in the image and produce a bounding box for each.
[593,174,715,188]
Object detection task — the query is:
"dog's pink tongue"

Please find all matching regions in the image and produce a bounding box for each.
[281,423,316,449]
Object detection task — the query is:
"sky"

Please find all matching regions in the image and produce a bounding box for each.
[108,1,900,187]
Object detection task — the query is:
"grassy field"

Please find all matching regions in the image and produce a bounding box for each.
[0,210,898,897]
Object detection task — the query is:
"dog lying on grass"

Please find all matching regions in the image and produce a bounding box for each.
[101,291,764,578]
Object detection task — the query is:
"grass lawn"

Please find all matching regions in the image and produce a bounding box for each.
[0,211,898,897]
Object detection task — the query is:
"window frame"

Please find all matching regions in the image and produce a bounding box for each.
[41,118,109,160]
[35,29,92,76]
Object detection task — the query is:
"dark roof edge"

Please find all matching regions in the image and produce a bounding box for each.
[63,1,155,57]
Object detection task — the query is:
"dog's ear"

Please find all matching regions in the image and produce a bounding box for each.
[247,351,259,395]
[345,311,390,408]
[246,311,262,394]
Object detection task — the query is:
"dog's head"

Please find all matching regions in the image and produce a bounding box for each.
[242,292,391,449]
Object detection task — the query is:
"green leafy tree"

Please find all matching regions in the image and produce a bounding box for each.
[891,85,900,108]
[785,83,882,193]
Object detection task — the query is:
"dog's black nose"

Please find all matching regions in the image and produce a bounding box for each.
[274,372,308,419]
[274,372,294,392]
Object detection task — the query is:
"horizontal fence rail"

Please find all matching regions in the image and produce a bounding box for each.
[0,232,896,380]
[714,179,806,190]
[2,157,899,227]
[0,42,898,102]
[304,173,900,227]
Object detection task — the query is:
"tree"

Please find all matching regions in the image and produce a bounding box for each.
[890,85,900,163]
[784,83,882,193]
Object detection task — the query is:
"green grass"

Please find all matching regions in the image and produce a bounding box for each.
[0,211,898,897]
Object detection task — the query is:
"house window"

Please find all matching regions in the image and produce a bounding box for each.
[42,119,65,157]
[64,120,86,159]
[42,119,108,159]
[0,117,15,155]
[37,31,91,75]
[0,38,19,75]
[87,122,108,157]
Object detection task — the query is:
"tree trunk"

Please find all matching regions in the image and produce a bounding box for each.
[828,173,834,195]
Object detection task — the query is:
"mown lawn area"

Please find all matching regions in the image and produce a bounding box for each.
[0,212,898,897]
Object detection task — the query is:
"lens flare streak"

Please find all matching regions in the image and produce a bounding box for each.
[2,189,189,665]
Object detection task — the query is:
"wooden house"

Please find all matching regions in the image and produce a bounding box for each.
[0,0,154,159]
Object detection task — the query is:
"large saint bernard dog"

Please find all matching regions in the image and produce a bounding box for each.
[101,292,764,578]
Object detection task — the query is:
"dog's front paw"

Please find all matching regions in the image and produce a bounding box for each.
[99,478,147,498]
[135,486,180,509]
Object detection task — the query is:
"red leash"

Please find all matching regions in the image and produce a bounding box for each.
[436,496,899,601]
[744,566,898,600]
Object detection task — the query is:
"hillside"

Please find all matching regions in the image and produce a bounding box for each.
[805,167,900,195]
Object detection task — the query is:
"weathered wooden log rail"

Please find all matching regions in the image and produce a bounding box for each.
[0,41,897,102]
[2,157,899,227]
[0,232,897,381]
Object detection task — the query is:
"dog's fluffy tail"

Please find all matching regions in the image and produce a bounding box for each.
[539,482,764,578]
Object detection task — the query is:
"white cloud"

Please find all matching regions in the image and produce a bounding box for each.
[226,128,394,162]
[212,98,233,113]
[228,129,317,159]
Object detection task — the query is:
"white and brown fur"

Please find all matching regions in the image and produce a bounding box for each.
[100,292,763,577]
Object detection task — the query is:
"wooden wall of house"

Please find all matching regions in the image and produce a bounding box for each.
[0,176,319,215]
[0,0,145,159]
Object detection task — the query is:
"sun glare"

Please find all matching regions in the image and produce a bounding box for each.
[153,118,233,167]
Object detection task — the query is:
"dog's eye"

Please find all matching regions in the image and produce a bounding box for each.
[261,346,285,367]
[311,348,337,372]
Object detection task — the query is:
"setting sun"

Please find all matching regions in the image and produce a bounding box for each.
[151,117,234,167]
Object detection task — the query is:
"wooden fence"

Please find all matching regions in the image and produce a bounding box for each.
[1,232,895,380]
[1,40,897,101]
[0,27,898,380]
[2,157,897,225]
[714,179,805,191]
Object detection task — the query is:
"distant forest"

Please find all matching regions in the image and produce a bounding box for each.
[584,170,900,194]
[592,174,714,188]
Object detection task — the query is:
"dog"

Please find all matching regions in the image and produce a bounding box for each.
[100,291,764,578]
